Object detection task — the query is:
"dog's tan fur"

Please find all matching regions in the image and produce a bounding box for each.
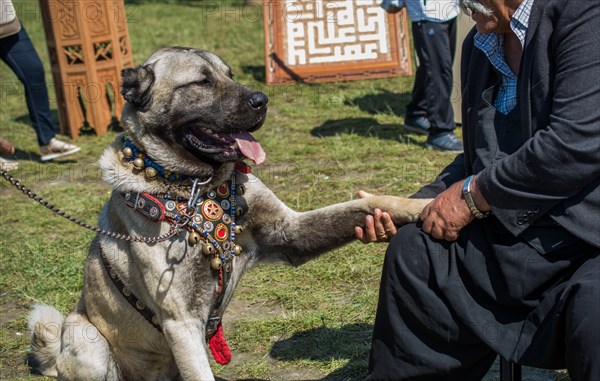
[28,47,431,381]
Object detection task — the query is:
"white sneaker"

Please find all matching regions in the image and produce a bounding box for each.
[40,138,81,161]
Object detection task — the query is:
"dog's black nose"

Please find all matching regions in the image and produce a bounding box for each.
[248,92,268,110]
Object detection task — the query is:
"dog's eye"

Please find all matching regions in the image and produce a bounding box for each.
[193,78,211,86]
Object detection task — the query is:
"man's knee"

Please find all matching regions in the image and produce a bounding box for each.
[384,224,435,281]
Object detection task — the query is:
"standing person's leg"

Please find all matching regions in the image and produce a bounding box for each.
[0,28,55,146]
[0,27,79,160]
[415,19,455,134]
[404,22,431,135]
[410,19,461,151]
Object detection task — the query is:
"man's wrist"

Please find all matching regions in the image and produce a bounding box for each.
[462,176,491,219]
[469,175,491,212]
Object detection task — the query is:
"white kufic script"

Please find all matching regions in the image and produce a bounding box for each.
[285,0,389,66]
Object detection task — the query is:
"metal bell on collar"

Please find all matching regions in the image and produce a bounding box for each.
[210,257,223,271]
[188,231,202,246]
[234,245,242,256]
[202,243,216,256]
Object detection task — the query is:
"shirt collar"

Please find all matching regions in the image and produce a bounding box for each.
[474,0,534,48]
[511,0,534,48]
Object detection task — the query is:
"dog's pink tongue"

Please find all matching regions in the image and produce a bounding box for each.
[233,132,266,165]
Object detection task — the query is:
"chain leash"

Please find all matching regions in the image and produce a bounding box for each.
[1,170,181,243]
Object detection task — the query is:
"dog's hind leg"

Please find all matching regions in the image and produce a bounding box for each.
[55,301,120,381]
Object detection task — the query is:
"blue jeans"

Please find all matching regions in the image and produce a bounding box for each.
[0,27,56,146]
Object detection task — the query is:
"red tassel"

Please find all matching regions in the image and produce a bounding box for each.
[209,323,231,365]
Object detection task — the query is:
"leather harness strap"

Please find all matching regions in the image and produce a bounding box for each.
[99,243,230,341]
[99,246,163,333]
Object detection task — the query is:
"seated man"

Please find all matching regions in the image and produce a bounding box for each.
[356,0,600,379]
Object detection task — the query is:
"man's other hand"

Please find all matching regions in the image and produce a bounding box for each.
[421,180,474,241]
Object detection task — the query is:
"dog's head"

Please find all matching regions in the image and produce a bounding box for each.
[120,47,267,171]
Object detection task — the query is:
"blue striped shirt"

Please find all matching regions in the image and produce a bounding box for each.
[473,0,534,115]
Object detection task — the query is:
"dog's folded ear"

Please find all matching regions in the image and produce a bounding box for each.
[121,65,155,111]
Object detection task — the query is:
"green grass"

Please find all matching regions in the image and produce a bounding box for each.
[0,2,570,381]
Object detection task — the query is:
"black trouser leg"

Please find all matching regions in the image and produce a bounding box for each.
[367,224,496,381]
[367,221,599,381]
[564,256,600,381]
[516,254,600,381]
[406,20,456,135]
[406,56,428,120]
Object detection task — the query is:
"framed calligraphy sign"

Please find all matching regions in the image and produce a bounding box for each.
[263,0,412,84]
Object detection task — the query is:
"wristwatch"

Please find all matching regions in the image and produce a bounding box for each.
[462,176,489,219]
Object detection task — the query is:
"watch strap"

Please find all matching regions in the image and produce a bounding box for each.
[462,176,488,219]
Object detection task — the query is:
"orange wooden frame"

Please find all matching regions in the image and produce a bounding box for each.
[263,0,412,84]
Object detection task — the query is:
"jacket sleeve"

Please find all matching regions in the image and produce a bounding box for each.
[411,154,465,199]
[477,0,600,235]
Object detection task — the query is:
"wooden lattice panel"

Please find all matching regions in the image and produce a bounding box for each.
[264,0,412,84]
[40,0,134,138]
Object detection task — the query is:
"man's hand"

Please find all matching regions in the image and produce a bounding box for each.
[354,191,398,244]
[421,180,474,241]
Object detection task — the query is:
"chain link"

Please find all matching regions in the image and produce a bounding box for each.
[1,170,182,243]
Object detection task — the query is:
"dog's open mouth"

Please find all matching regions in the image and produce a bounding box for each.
[185,127,266,165]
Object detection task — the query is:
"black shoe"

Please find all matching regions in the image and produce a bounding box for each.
[425,132,463,152]
[402,116,430,135]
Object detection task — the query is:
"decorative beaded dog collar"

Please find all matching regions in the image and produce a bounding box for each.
[121,136,188,182]
[123,174,243,271]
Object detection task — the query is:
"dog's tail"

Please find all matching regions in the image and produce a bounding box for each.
[28,303,64,377]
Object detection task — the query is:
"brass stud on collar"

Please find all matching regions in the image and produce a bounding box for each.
[145,167,158,179]
[234,225,243,235]
[123,146,134,158]
[133,157,145,170]
[237,184,246,195]
[235,207,244,217]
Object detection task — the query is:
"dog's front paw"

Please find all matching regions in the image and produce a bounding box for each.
[369,196,432,225]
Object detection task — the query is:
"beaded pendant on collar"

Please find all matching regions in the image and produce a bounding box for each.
[121,136,188,182]
[183,174,241,271]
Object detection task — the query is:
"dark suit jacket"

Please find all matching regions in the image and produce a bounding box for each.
[413,0,600,247]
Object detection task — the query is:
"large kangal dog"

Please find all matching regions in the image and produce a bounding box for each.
[28,47,430,380]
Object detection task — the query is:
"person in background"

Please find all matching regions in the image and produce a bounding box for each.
[359,0,599,379]
[0,0,80,162]
[382,0,463,152]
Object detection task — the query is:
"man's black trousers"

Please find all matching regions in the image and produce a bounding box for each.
[366,219,599,381]
[406,19,457,134]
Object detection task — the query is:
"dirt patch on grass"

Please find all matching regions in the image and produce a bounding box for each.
[0,293,29,325]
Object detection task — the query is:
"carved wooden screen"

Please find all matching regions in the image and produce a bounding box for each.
[40,0,134,138]
[263,0,412,84]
